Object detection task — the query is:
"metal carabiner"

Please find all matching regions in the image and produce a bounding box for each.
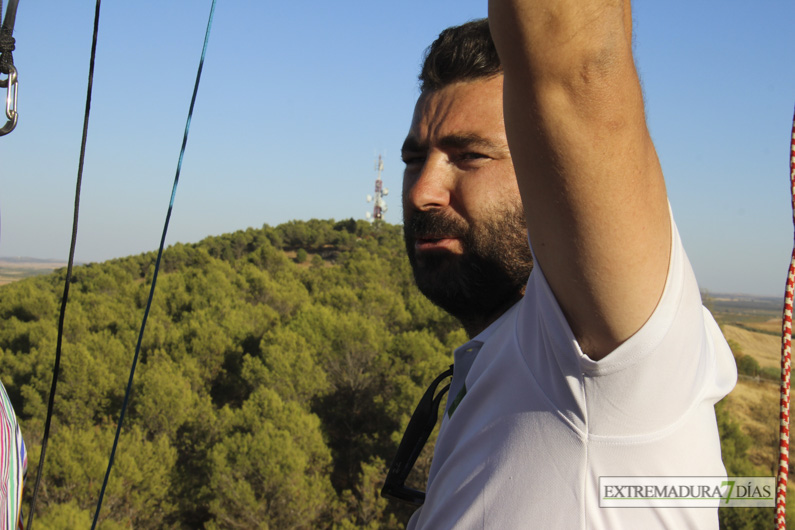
[0,64,18,136]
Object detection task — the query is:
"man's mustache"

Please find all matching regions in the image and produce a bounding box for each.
[404,210,469,240]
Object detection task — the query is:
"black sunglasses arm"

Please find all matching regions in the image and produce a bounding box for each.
[381,365,453,505]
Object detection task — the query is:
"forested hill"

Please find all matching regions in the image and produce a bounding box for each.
[2,218,779,528]
[0,218,465,528]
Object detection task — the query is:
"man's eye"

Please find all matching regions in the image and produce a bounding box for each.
[456,152,489,165]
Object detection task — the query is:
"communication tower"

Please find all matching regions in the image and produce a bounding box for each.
[366,154,389,221]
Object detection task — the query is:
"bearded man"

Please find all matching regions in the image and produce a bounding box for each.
[388,1,737,528]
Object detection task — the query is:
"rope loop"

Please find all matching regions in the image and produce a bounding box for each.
[0,31,14,50]
[0,31,14,75]
[0,0,18,75]
[0,31,13,51]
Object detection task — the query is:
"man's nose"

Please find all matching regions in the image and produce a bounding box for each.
[404,159,453,211]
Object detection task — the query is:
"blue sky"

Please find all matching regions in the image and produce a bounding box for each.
[1,1,793,298]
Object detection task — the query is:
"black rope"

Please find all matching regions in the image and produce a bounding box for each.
[90,0,216,527]
[26,1,101,528]
[0,0,19,75]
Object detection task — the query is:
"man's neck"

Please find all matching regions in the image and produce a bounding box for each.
[460,291,523,339]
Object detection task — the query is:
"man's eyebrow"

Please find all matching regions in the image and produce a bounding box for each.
[437,134,502,151]
[401,136,424,154]
[401,134,504,154]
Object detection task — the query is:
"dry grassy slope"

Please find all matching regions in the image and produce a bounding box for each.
[749,319,785,335]
[719,322,787,482]
[723,323,781,369]
[722,379,781,473]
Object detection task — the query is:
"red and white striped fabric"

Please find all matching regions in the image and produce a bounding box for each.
[0,381,25,530]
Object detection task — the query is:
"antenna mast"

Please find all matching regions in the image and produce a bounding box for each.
[366,154,389,222]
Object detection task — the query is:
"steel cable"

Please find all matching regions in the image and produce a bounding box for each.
[25,1,101,527]
[90,0,217,527]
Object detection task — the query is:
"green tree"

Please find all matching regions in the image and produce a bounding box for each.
[39,424,176,527]
[736,355,760,377]
[207,387,334,528]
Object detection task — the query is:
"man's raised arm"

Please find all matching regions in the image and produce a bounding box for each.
[489,0,671,359]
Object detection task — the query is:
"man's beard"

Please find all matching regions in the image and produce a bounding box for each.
[404,205,534,327]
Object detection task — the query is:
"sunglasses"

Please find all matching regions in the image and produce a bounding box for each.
[381,365,454,505]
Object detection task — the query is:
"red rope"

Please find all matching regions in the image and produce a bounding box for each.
[776,106,795,529]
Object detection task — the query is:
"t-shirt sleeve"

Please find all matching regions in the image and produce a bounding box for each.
[524,207,737,436]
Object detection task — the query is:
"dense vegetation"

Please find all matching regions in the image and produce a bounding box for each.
[0,217,782,528]
[1,219,464,528]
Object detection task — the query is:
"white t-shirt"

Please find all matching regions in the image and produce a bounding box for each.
[407,216,737,529]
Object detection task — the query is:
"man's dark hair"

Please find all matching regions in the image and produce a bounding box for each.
[419,18,502,93]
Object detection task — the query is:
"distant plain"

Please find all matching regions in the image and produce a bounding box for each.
[0,258,68,285]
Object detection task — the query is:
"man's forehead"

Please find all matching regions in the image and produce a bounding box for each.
[406,77,506,148]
